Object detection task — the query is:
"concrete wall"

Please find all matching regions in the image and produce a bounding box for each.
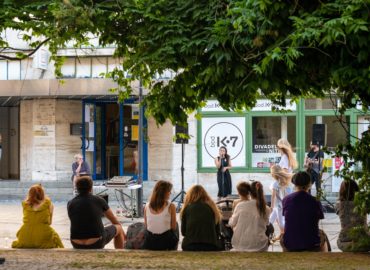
[55,100,82,181]
[0,108,9,179]
[20,99,81,181]
[147,118,174,182]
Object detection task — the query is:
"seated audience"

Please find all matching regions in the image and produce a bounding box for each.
[67,176,126,249]
[336,180,370,252]
[181,185,222,251]
[232,181,251,210]
[144,180,178,250]
[229,181,271,251]
[12,184,63,248]
[281,171,330,252]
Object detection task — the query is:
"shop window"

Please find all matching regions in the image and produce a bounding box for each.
[8,61,21,80]
[305,98,339,110]
[0,61,7,80]
[61,58,76,78]
[92,57,107,78]
[76,58,91,78]
[305,116,350,151]
[252,116,296,168]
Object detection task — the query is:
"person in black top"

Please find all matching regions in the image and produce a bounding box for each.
[214,146,232,199]
[304,142,324,194]
[67,176,126,249]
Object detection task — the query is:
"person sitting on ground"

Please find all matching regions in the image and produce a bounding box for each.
[67,176,126,249]
[232,181,251,210]
[336,179,370,252]
[181,185,222,251]
[144,180,178,250]
[281,171,330,252]
[71,153,90,189]
[229,181,271,251]
[12,184,64,248]
[269,165,293,241]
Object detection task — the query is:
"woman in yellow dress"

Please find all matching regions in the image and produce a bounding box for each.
[12,184,64,248]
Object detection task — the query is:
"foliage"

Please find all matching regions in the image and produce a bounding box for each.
[0,0,369,212]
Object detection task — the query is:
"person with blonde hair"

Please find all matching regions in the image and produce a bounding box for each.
[269,165,293,240]
[144,180,178,250]
[277,138,297,173]
[229,181,271,251]
[12,184,64,248]
[180,185,222,251]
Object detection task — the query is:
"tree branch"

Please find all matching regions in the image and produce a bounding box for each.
[0,38,51,61]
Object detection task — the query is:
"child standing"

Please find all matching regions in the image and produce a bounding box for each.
[269,165,293,240]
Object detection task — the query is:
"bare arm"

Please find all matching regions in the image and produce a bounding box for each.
[214,157,220,169]
[169,203,177,231]
[104,208,121,225]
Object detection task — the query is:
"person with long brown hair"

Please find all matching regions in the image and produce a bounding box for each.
[229,181,271,251]
[269,165,293,240]
[180,185,222,251]
[277,138,297,173]
[12,184,64,248]
[144,180,178,250]
[336,180,369,252]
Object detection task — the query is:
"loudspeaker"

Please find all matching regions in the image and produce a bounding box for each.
[312,124,326,146]
[175,124,188,144]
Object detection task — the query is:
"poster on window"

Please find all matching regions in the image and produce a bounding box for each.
[201,117,245,167]
[332,157,344,192]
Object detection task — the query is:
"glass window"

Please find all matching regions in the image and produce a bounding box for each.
[107,57,121,72]
[305,98,339,110]
[76,58,91,78]
[252,116,296,168]
[61,58,76,78]
[92,57,107,78]
[0,61,7,80]
[358,116,370,138]
[305,115,350,151]
[8,61,21,80]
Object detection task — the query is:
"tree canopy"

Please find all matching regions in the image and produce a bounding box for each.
[0,0,369,213]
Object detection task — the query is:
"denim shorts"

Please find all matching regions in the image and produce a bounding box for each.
[71,225,117,249]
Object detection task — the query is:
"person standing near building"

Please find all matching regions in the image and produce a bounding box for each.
[72,153,90,188]
[214,146,232,200]
[276,138,297,173]
[68,176,126,249]
[269,165,293,241]
[304,142,324,194]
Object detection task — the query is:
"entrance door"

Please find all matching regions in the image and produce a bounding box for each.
[0,107,19,180]
[82,101,145,180]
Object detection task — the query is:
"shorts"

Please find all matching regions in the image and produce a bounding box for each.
[280,229,330,252]
[71,225,117,249]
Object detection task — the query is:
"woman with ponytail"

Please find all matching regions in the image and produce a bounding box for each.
[228,181,271,251]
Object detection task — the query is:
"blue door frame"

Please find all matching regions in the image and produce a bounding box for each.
[82,98,148,181]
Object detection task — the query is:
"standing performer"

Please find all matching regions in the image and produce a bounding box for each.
[214,146,232,199]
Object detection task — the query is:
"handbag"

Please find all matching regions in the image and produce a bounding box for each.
[265,223,274,238]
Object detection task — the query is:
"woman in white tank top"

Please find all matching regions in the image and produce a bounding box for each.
[144,180,178,250]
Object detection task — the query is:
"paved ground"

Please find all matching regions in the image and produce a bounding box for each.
[0,198,341,251]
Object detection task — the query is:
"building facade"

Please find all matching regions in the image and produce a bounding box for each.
[1,30,369,198]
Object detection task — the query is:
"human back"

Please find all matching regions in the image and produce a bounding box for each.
[12,184,63,248]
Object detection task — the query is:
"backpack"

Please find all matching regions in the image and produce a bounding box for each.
[125,222,147,249]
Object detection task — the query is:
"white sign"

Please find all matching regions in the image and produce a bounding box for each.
[33,125,55,137]
[201,99,296,112]
[332,157,344,192]
[252,99,296,111]
[201,117,245,167]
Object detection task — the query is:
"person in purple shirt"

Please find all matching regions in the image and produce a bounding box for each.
[281,171,330,252]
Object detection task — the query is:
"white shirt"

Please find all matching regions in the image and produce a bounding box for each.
[279,154,293,173]
[145,202,171,234]
[228,200,271,251]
